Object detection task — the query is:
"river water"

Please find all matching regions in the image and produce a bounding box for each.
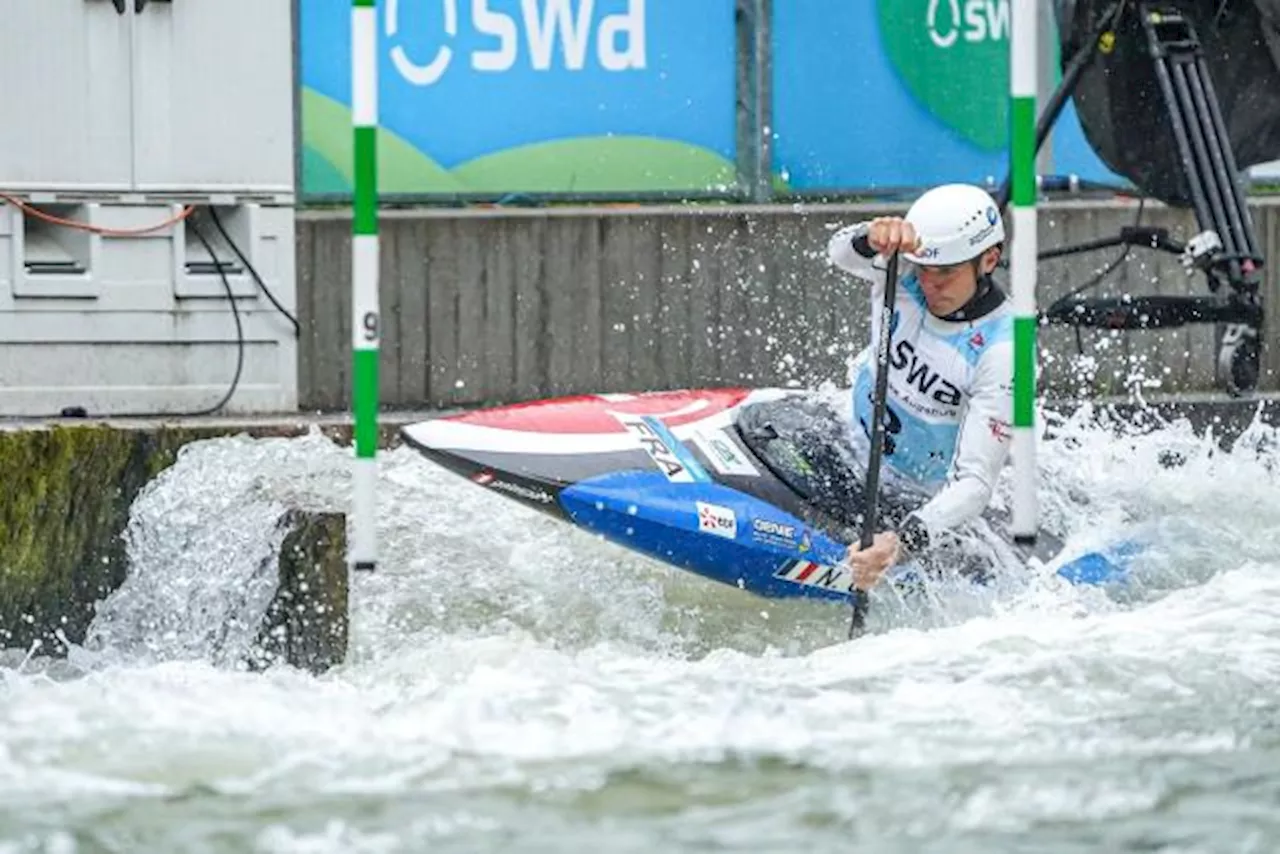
[2,401,1279,853]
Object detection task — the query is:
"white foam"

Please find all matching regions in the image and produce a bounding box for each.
[4,407,1280,848]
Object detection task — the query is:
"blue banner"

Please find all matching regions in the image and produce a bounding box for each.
[770,0,1126,194]
[299,0,739,198]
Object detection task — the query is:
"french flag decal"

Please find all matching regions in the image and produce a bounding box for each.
[774,559,851,591]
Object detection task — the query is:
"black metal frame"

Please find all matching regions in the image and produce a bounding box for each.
[998,1,1266,394]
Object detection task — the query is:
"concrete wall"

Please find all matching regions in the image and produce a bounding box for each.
[0,1,297,418]
[0,423,346,673]
[1,203,298,417]
[296,198,1280,411]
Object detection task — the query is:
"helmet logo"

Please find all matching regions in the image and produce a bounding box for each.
[986,206,998,225]
[968,224,997,246]
[916,246,940,259]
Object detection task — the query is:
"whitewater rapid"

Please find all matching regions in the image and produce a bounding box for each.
[2,401,1278,852]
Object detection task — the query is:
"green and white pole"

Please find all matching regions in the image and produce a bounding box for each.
[352,0,379,572]
[1011,0,1038,546]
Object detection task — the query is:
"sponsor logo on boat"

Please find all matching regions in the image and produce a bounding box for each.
[696,501,737,539]
[690,430,759,477]
[472,470,555,504]
[753,519,796,539]
[751,518,802,549]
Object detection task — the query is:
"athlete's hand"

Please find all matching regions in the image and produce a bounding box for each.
[867,217,921,257]
[843,531,902,592]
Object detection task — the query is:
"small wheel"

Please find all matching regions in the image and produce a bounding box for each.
[1217,323,1260,396]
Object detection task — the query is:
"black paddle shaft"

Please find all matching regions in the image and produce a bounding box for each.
[849,251,900,640]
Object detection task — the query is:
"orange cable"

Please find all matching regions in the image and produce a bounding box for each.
[0,192,195,236]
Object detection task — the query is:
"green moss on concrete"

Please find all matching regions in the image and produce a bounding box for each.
[0,415,418,660]
[3,427,136,651]
[0,425,277,653]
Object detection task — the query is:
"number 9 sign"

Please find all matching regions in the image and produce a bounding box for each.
[361,310,380,344]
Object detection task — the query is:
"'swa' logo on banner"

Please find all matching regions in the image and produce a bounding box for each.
[876,0,1012,152]
[299,0,739,197]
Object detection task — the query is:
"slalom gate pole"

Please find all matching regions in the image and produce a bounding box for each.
[1011,0,1038,547]
[352,0,380,572]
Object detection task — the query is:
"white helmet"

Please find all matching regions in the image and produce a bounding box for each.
[902,183,1005,266]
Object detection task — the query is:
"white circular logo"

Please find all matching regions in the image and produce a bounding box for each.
[387,0,458,86]
[927,0,961,48]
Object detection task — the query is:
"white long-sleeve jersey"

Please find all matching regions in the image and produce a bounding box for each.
[827,222,1015,540]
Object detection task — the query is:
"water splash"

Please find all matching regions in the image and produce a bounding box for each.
[62,398,1280,672]
[80,431,348,669]
[5,406,1280,850]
